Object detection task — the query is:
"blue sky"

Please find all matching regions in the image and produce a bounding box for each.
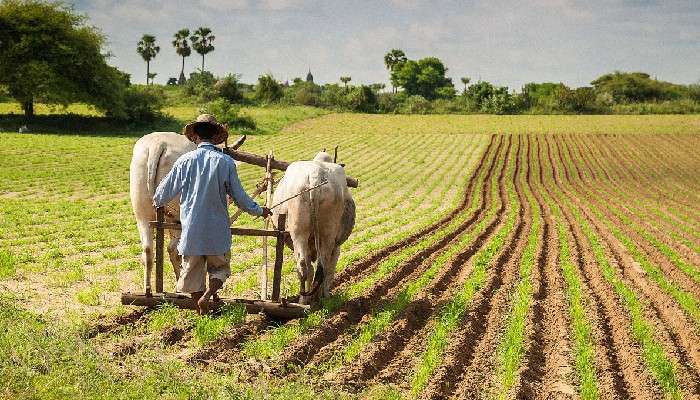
[74,0,700,89]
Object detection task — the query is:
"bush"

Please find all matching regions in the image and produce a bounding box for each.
[481,88,518,114]
[214,74,243,103]
[344,85,377,113]
[555,86,607,114]
[284,81,321,107]
[107,85,164,121]
[255,74,283,103]
[185,71,216,101]
[200,98,255,130]
[431,98,470,114]
[399,95,432,114]
[376,92,401,113]
[612,99,700,114]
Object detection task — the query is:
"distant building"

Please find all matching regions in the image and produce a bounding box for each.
[306,69,314,83]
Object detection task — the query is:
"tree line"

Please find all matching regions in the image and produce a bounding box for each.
[2,0,699,120]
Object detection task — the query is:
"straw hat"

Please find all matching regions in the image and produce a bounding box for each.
[182,114,229,145]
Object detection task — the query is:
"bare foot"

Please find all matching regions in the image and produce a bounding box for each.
[197,296,210,315]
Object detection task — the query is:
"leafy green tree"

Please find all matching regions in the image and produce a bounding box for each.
[172,28,191,84]
[370,83,386,93]
[0,0,128,118]
[340,76,352,91]
[460,77,470,94]
[214,74,243,103]
[384,49,407,92]
[137,34,160,84]
[590,71,684,103]
[390,56,454,100]
[191,27,215,72]
[255,74,282,103]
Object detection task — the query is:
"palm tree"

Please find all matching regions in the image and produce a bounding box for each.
[172,28,191,84]
[136,34,160,84]
[340,76,351,91]
[191,27,215,72]
[461,76,471,94]
[384,49,406,93]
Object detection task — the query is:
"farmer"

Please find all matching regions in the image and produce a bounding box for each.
[153,114,271,314]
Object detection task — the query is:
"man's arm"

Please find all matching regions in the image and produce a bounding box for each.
[226,160,263,216]
[153,162,184,207]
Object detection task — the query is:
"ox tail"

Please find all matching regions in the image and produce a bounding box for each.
[299,172,326,299]
[146,142,166,200]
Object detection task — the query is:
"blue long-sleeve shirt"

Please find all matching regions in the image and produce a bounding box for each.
[153,142,263,255]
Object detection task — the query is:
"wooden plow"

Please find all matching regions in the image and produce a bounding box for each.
[121,136,358,319]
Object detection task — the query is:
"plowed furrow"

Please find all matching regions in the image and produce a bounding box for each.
[449,142,532,400]
[553,134,700,397]
[560,135,700,286]
[568,135,700,263]
[332,137,515,383]
[333,134,497,288]
[364,135,516,390]
[548,135,637,399]
[560,197,649,399]
[275,136,507,368]
[517,136,574,400]
[560,164,700,387]
[415,135,523,399]
[573,191,700,397]
[551,137,700,305]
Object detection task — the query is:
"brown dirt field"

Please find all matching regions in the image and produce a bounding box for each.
[88,132,700,399]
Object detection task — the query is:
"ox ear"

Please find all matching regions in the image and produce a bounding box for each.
[339,163,346,168]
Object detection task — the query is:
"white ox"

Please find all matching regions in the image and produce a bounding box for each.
[272,152,355,304]
[129,132,195,291]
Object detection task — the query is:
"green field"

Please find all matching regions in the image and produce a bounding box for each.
[1,104,699,399]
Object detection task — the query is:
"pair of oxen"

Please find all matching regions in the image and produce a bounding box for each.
[129,132,355,305]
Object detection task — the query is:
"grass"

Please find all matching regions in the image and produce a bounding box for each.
[193,304,248,345]
[76,285,102,306]
[290,113,700,136]
[0,249,15,278]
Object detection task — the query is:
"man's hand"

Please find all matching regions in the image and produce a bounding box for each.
[261,206,272,219]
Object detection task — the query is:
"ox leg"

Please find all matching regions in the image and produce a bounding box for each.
[137,219,153,294]
[167,230,182,282]
[293,233,314,305]
[323,246,341,298]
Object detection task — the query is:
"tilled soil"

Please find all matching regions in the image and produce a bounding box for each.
[93,133,700,399]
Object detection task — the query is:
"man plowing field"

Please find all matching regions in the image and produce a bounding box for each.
[129,114,357,315]
[150,114,271,314]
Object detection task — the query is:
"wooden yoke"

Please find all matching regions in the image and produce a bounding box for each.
[225,148,359,188]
